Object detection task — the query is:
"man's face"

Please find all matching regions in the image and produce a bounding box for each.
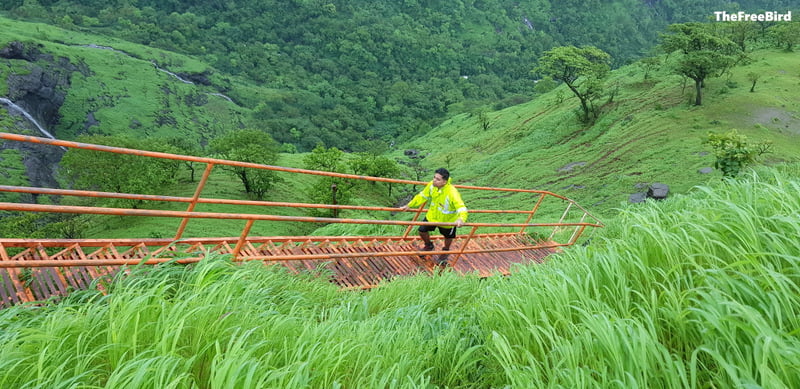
[432,173,446,188]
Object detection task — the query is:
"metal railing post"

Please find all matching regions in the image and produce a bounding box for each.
[232,219,255,261]
[519,193,546,234]
[174,163,215,240]
[402,203,426,239]
[549,202,573,240]
[449,225,478,267]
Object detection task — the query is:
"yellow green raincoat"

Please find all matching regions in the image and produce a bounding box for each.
[407,178,468,224]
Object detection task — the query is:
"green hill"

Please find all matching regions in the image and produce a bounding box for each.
[401,48,800,219]
[1,14,799,239]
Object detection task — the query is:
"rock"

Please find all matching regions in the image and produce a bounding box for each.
[698,167,714,174]
[629,182,670,203]
[177,71,212,86]
[558,161,586,173]
[629,192,647,203]
[647,183,669,200]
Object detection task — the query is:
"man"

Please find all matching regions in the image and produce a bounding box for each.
[400,168,468,265]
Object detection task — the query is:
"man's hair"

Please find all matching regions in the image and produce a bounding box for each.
[435,167,450,180]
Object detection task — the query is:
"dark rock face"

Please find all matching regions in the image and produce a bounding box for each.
[7,140,64,191]
[3,41,77,130]
[0,41,47,61]
[177,71,212,86]
[1,41,78,194]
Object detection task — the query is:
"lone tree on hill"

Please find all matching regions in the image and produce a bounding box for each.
[659,23,740,106]
[536,45,611,123]
[209,129,281,200]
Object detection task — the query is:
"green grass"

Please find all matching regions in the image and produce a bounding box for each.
[0,164,798,387]
[401,49,800,221]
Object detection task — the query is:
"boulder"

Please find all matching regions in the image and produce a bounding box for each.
[629,192,647,203]
[647,183,669,200]
[404,149,421,158]
[629,182,670,203]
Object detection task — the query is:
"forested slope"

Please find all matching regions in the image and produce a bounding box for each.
[3,0,797,150]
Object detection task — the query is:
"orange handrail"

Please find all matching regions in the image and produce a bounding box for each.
[0,132,603,265]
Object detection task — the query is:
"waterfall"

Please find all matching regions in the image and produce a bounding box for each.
[0,97,67,150]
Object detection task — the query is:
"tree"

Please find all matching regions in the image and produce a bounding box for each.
[536,46,611,122]
[59,135,181,208]
[303,145,350,217]
[165,136,203,182]
[704,129,772,178]
[659,23,739,106]
[209,129,280,200]
[768,22,800,52]
[718,21,758,52]
[639,56,661,81]
[348,152,401,197]
[746,72,760,93]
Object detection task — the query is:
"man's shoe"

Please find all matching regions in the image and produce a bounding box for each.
[436,250,450,266]
[421,243,434,251]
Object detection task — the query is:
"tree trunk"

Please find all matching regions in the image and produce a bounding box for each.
[694,78,703,106]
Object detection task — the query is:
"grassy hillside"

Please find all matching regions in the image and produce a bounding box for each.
[2,13,799,240]
[0,164,797,387]
[401,48,800,220]
[0,16,259,143]
[75,45,800,239]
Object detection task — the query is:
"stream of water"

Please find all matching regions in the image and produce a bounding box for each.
[0,97,60,140]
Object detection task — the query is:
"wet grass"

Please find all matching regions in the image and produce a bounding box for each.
[1,164,798,387]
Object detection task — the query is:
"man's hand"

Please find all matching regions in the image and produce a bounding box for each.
[400,204,410,211]
[455,218,465,227]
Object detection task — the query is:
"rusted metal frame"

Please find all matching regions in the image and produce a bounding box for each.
[567,212,589,245]
[519,192,547,234]
[10,247,35,261]
[33,244,70,300]
[0,239,565,268]
[239,240,261,258]
[0,184,533,216]
[208,242,229,256]
[5,267,36,305]
[53,246,92,291]
[232,219,256,261]
[74,243,110,287]
[148,240,179,258]
[402,203,427,239]
[0,132,604,225]
[0,201,603,230]
[175,162,215,240]
[0,243,37,304]
[549,202,573,240]
[450,226,479,267]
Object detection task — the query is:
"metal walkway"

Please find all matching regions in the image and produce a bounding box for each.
[0,132,603,308]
